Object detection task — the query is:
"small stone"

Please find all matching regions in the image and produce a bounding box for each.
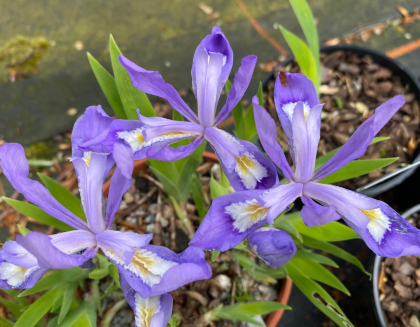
[134,208,146,217]
[208,285,220,299]
[119,201,128,210]
[211,275,232,291]
[67,108,78,116]
[258,285,277,302]
[148,204,158,215]
[160,217,169,228]
[123,192,134,204]
[392,272,412,287]
[406,301,420,311]
[126,217,137,224]
[163,205,171,219]
[410,315,420,327]
[146,224,155,233]
[145,215,155,224]
[399,262,416,275]
[382,301,399,313]
[394,280,413,299]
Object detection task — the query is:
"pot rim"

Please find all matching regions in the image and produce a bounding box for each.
[263,44,420,198]
[102,150,293,326]
[372,203,420,327]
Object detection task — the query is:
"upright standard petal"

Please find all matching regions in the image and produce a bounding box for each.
[192,26,233,104]
[253,96,294,181]
[72,153,108,234]
[190,190,270,251]
[16,232,95,270]
[291,102,323,183]
[247,228,297,267]
[274,72,319,157]
[119,55,199,123]
[214,55,257,125]
[0,241,48,289]
[205,127,277,191]
[104,244,211,298]
[312,95,405,181]
[0,143,89,231]
[71,105,114,158]
[120,277,173,327]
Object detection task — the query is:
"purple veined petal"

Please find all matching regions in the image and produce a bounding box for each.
[105,141,133,228]
[71,105,114,157]
[50,230,97,254]
[194,46,225,127]
[292,102,323,183]
[312,95,405,181]
[138,113,204,141]
[257,182,303,224]
[120,275,173,327]
[1,241,38,268]
[144,136,204,162]
[345,202,420,257]
[247,228,297,267]
[0,250,48,289]
[16,232,95,269]
[274,72,319,160]
[105,244,211,298]
[192,26,233,103]
[253,96,294,181]
[0,143,89,231]
[190,189,270,251]
[206,127,276,191]
[119,55,199,123]
[214,55,257,125]
[300,195,340,227]
[97,230,153,265]
[303,182,377,229]
[72,153,108,234]
[223,138,278,192]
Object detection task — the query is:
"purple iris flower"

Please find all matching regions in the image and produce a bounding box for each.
[191,72,420,258]
[108,26,277,192]
[0,143,211,297]
[247,228,296,267]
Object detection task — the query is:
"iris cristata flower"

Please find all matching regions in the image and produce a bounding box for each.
[0,143,211,299]
[191,72,420,258]
[109,27,277,192]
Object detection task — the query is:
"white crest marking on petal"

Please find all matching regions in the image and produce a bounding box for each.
[282,101,311,122]
[208,52,227,66]
[117,128,195,153]
[104,248,178,286]
[360,208,392,243]
[82,151,92,166]
[0,262,39,288]
[234,153,268,190]
[225,199,270,233]
[134,293,161,327]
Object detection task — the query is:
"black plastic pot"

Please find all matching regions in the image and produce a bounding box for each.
[262,44,420,198]
[372,204,420,327]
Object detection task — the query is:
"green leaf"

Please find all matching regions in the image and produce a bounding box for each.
[87,52,126,119]
[319,158,398,184]
[314,136,389,169]
[0,316,14,327]
[190,174,208,220]
[149,166,180,201]
[243,82,263,142]
[17,224,31,236]
[27,159,53,167]
[210,174,229,199]
[291,257,349,295]
[177,140,206,202]
[109,35,155,119]
[108,264,121,288]
[100,299,126,327]
[286,211,359,242]
[233,252,277,283]
[220,168,230,188]
[294,249,338,268]
[279,26,317,88]
[0,297,23,317]
[57,301,97,327]
[274,216,303,242]
[20,268,89,297]
[286,262,354,327]
[149,159,179,183]
[38,173,86,220]
[14,287,62,327]
[288,0,319,87]
[172,110,185,122]
[211,250,220,262]
[226,80,247,140]
[301,235,371,277]
[58,282,78,323]
[3,198,73,232]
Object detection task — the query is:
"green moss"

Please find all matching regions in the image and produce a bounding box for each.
[0,35,50,75]
[24,140,55,159]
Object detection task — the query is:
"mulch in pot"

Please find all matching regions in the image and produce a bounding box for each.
[263,50,420,190]
[378,212,420,327]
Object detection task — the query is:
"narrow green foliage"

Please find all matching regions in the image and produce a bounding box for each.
[294,249,338,268]
[17,224,31,236]
[0,316,14,327]
[190,174,208,220]
[0,296,23,317]
[87,52,126,119]
[211,251,220,262]
[56,300,97,327]
[4,198,73,232]
[210,174,229,199]
[60,283,80,324]
[109,35,155,119]
[38,173,86,220]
